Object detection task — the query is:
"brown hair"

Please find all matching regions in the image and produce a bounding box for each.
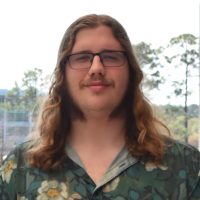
[27,14,170,170]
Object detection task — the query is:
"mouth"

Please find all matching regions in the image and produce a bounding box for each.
[88,81,109,87]
[85,81,111,92]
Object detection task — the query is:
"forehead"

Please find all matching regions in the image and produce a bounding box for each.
[71,25,123,53]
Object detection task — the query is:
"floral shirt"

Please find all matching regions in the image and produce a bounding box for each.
[0,140,199,200]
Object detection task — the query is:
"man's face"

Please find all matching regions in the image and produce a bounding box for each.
[65,25,129,117]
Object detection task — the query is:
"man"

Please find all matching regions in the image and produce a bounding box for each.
[0,14,199,200]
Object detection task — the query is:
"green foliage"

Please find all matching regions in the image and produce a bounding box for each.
[188,104,199,117]
[165,34,199,98]
[1,68,46,112]
[169,34,197,46]
[188,118,199,135]
[3,82,21,110]
[134,34,199,101]
[154,104,199,145]
[134,42,165,90]
[21,68,43,111]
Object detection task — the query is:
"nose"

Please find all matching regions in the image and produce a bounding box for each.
[88,55,105,76]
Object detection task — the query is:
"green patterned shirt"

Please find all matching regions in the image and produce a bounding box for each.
[0,140,199,200]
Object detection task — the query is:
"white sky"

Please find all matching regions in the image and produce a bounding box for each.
[0,0,199,105]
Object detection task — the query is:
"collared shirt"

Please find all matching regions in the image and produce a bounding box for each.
[0,140,199,200]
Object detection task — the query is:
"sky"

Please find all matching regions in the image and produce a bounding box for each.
[0,0,199,105]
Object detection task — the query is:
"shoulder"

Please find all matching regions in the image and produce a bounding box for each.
[165,139,200,161]
[162,140,200,198]
[0,141,35,198]
[164,139,199,179]
[6,139,36,156]
[15,139,36,152]
[1,140,35,179]
[1,140,35,170]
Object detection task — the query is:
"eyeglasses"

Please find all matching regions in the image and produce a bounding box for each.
[66,50,127,69]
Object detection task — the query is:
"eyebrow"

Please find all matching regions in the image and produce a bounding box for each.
[71,49,124,54]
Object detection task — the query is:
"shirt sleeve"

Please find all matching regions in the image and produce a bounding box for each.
[190,179,200,200]
[184,145,200,199]
[0,151,18,199]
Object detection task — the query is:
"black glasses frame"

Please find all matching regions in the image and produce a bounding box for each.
[66,50,127,69]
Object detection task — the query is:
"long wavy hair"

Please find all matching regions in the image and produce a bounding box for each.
[27,14,170,170]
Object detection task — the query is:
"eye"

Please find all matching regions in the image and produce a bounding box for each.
[72,54,91,63]
[102,52,122,62]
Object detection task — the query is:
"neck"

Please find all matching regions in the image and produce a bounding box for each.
[69,116,126,149]
[68,116,126,185]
